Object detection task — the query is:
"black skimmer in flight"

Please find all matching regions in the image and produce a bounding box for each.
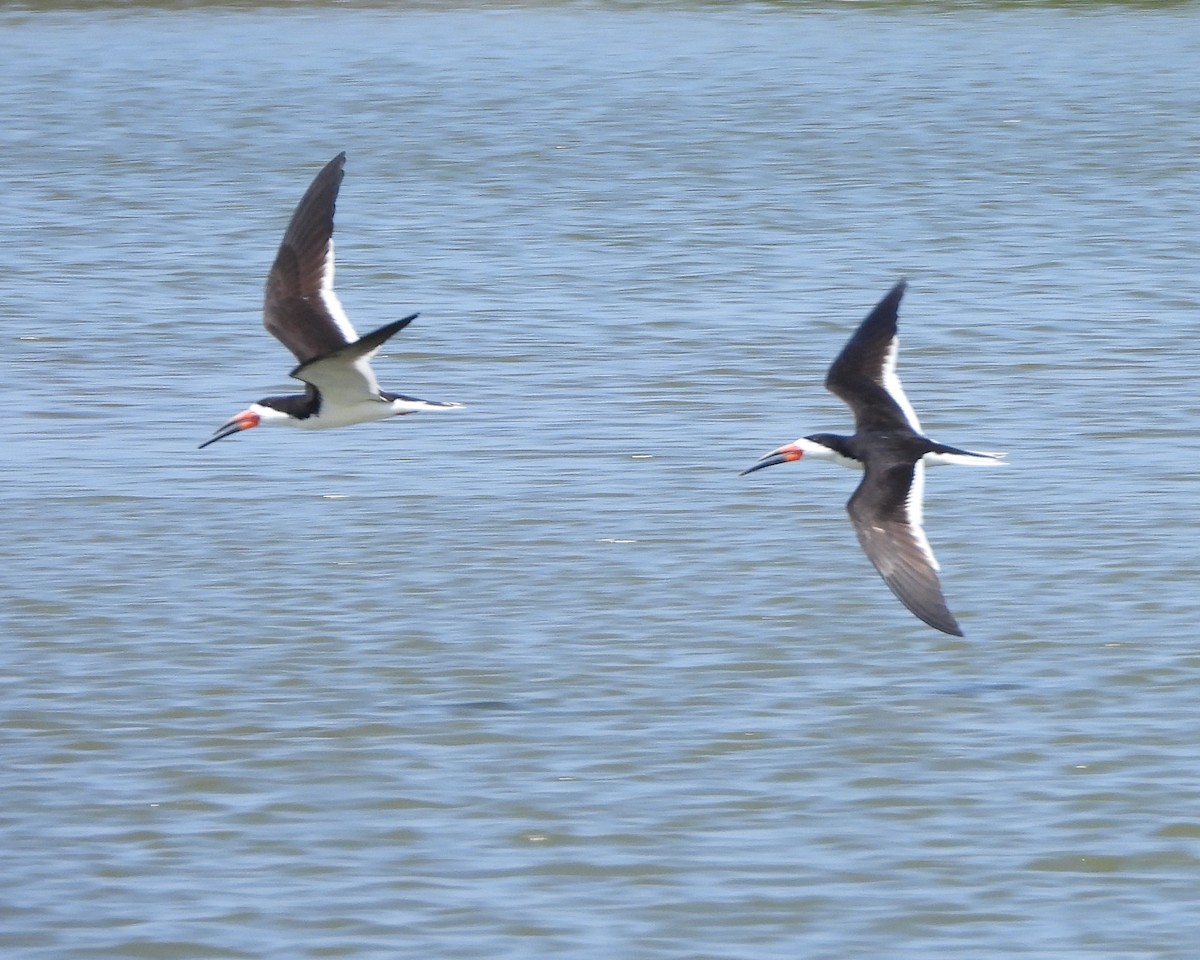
[741,280,1004,636]
[200,152,461,449]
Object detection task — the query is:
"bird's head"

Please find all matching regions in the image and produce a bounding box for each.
[198,403,289,449]
[739,436,839,476]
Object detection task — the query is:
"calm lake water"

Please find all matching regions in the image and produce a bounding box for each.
[3,2,1200,958]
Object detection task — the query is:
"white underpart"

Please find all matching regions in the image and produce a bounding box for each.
[881,336,922,432]
[297,347,464,426]
[301,395,460,429]
[251,395,462,431]
[321,239,360,344]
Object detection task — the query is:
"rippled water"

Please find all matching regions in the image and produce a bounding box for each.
[3,3,1200,958]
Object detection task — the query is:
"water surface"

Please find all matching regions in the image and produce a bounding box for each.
[3,3,1200,958]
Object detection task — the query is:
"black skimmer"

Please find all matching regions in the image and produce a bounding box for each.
[200,152,462,449]
[740,280,1004,636]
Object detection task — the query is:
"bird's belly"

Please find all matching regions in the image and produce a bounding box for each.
[299,400,395,430]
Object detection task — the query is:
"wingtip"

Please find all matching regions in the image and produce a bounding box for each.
[908,601,964,636]
[317,151,347,180]
[911,593,965,637]
[942,620,966,638]
[903,599,965,637]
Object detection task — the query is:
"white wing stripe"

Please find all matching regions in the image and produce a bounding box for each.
[881,337,922,433]
[319,239,359,343]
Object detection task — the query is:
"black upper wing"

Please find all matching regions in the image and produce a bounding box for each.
[263,153,358,364]
[824,280,922,434]
[845,457,963,636]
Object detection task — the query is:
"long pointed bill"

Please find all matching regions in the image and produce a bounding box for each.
[739,443,803,476]
[198,411,260,449]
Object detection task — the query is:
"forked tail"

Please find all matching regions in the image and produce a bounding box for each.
[924,442,1007,466]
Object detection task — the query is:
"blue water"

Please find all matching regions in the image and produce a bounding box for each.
[3,3,1200,958]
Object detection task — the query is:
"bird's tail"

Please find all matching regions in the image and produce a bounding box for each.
[924,442,1007,466]
[382,392,465,413]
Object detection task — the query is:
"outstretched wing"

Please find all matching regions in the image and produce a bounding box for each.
[824,280,923,434]
[263,152,359,363]
[846,458,963,636]
[290,314,418,406]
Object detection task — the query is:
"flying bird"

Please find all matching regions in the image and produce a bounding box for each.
[200,152,461,449]
[741,280,1004,636]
